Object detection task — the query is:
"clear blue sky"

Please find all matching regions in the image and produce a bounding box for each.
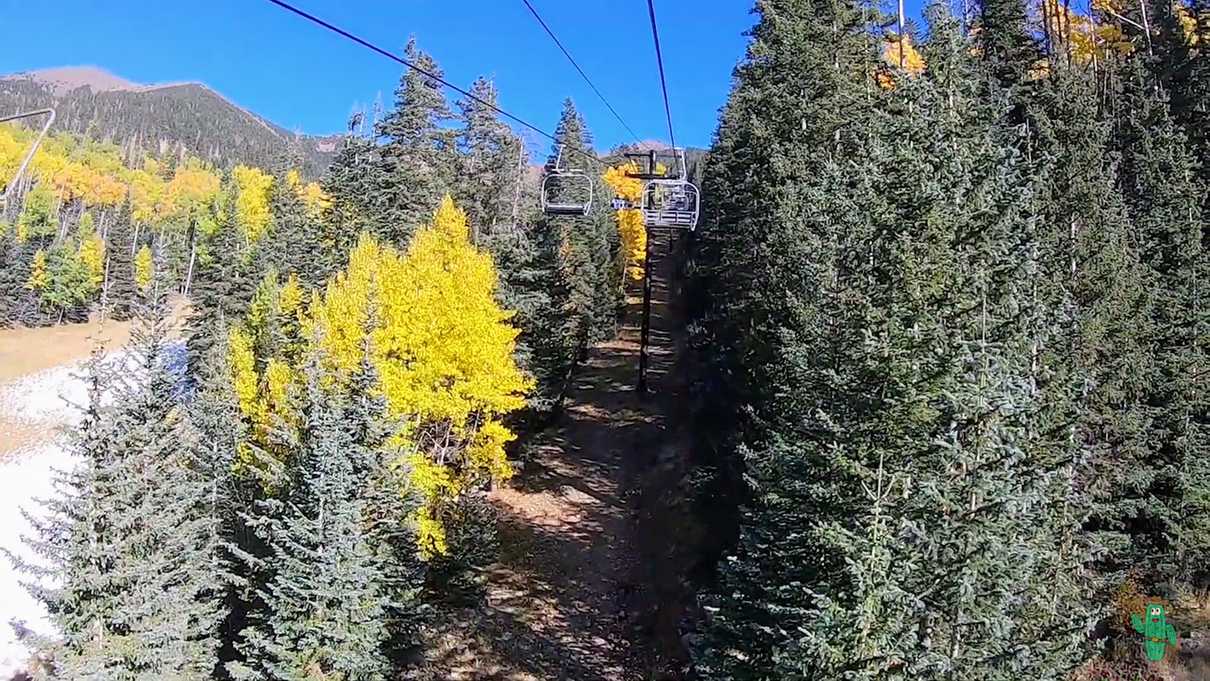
[0,0,769,151]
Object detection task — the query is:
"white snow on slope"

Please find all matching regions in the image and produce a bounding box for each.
[0,362,88,678]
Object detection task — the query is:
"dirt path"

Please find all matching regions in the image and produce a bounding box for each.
[420,229,691,680]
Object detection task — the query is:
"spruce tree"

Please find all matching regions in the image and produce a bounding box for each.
[267,173,329,288]
[375,38,455,245]
[322,114,382,259]
[185,210,269,373]
[1111,59,1210,581]
[229,353,389,681]
[454,77,525,242]
[105,200,138,322]
[13,281,228,679]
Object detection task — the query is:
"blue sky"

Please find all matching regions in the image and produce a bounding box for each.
[0,0,766,151]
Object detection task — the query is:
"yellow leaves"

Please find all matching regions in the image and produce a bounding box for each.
[375,196,530,428]
[877,35,926,90]
[603,162,646,203]
[1175,2,1200,45]
[26,249,48,291]
[311,196,531,558]
[128,167,164,224]
[233,165,274,243]
[134,245,154,292]
[286,167,332,218]
[76,214,105,290]
[885,35,926,74]
[1039,0,1135,65]
[230,327,260,419]
[603,162,648,281]
[309,234,384,375]
[158,163,221,226]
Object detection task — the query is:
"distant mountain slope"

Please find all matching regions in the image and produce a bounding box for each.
[0,66,338,178]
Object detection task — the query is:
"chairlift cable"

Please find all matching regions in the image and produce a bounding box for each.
[263,0,606,168]
[644,0,677,153]
[519,0,644,145]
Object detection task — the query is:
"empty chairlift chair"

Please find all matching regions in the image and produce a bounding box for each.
[638,148,699,231]
[541,145,593,217]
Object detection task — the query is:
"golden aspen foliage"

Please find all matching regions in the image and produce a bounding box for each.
[1174,1,1200,44]
[26,249,48,291]
[311,196,531,558]
[159,162,221,225]
[233,165,274,243]
[129,163,167,224]
[603,162,648,281]
[1043,0,1134,62]
[286,168,332,218]
[134,245,154,292]
[227,271,308,477]
[76,213,105,290]
[877,34,927,89]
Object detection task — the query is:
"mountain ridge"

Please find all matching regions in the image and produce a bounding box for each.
[0,66,337,177]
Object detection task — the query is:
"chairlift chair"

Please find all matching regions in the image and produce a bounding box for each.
[0,108,56,214]
[641,178,699,231]
[541,145,593,216]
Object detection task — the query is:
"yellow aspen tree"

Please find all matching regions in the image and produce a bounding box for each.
[285,168,332,218]
[227,271,308,478]
[603,162,648,281]
[26,249,49,291]
[76,213,105,291]
[877,35,926,89]
[312,196,531,558]
[134,244,154,291]
[233,165,274,243]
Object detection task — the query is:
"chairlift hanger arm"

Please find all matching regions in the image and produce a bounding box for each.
[0,108,56,205]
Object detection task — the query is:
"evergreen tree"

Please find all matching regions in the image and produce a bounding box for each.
[345,332,427,661]
[228,354,389,681]
[454,77,526,242]
[13,282,228,679]
[375,38,455,245]
[978,0,1037,84]
[322,114,382,259]
[1111,59,1210,581]
[185,210,269,372]
[267,172,329,288]
[687,0,880,673]
[104,200,138,322]
[542,99,619,355]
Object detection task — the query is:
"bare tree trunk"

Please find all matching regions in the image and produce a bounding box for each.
[100,253,111,321]
[1140,0,1154,55]
[510,143,525,233]
[184,238,197,297]
[898,0,907,69]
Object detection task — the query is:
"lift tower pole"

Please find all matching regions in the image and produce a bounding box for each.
[637,148,658,395]
[638,224,653,395]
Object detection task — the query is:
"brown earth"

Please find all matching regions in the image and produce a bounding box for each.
[0,317,132,384]
[416,228,698,680]
[0,302,187,461]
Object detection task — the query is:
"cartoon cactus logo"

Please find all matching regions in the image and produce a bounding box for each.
[1131,602,1177,662]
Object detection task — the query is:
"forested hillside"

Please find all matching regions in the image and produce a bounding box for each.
[0,67,337,177]
[684,0,1210,678]
[0,32,647,678]
[1,0,1208,678]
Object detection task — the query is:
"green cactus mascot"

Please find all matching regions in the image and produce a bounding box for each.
[1131,603,1177,662]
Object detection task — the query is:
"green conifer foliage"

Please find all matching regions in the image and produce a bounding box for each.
[13,283,227,679]
[229,354,390,681]
[1111,60,1210,581]
[455,77,526,242]
[374,38,455,245]
[104,200,138,322]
